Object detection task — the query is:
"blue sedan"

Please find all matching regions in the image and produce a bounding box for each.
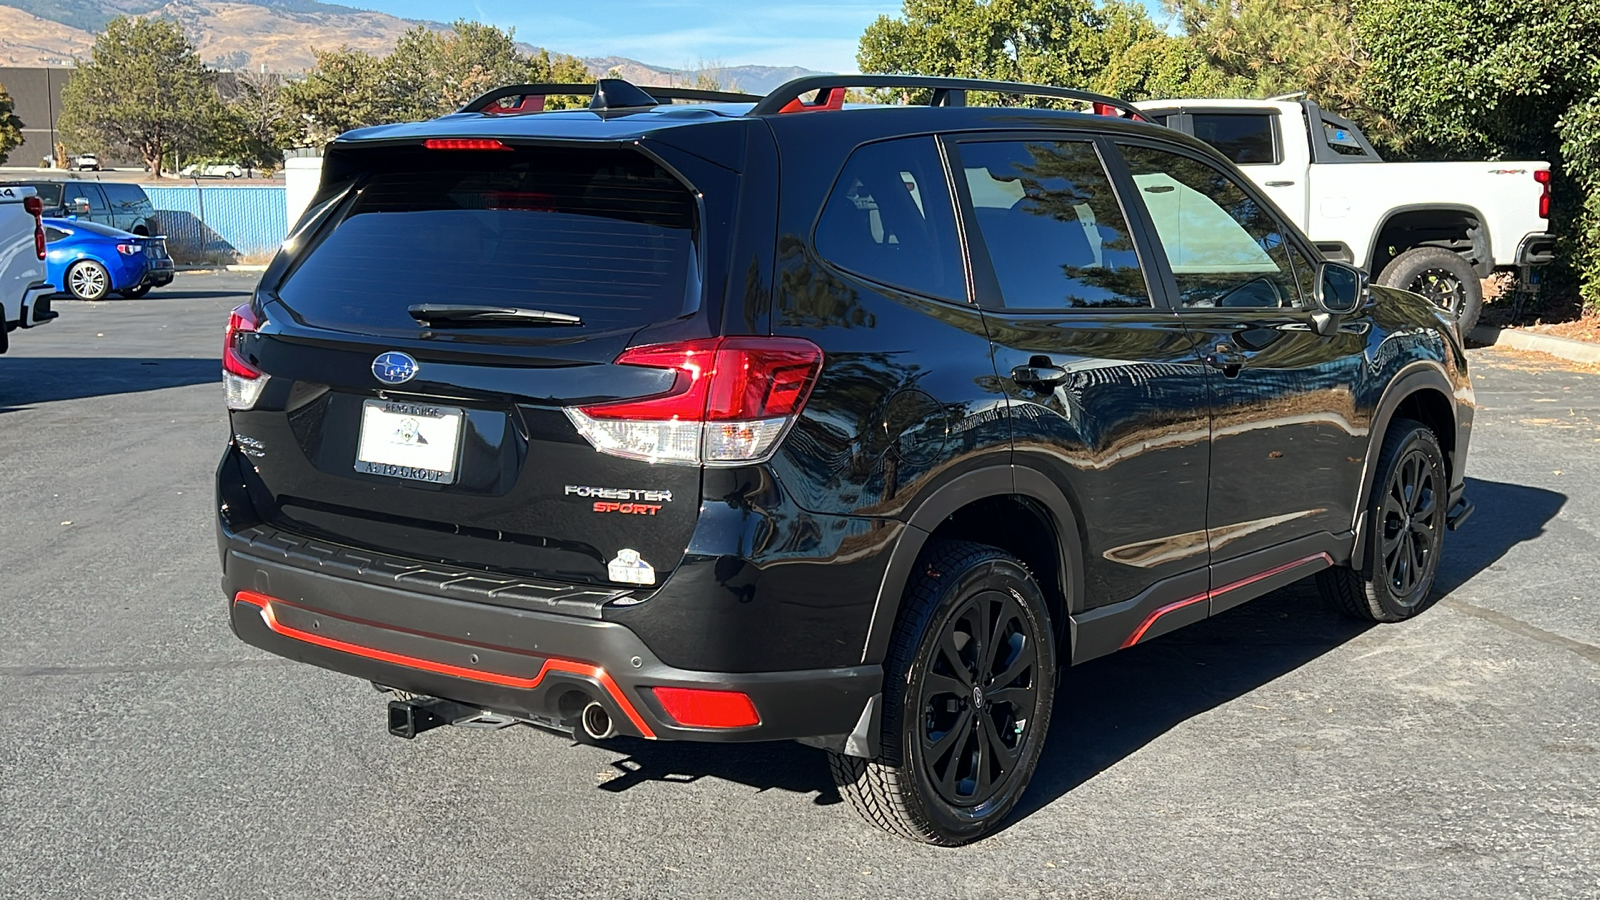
[43,218,176,300]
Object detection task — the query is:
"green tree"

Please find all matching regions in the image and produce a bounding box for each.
[1166,0,1364,113]
[284,47,389,145]
[1356,0,1600,311]
[857,0,1219,103]
[219,69,296,173]
[0,82,24,165]
[58,16,224,176]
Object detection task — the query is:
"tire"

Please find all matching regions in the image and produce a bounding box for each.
[65,259,111,301]
[1318,418,1448,622]
[829,540,1056,845]
[1377,246,1483,336]
[224,171,236,179]
[118,284,152,299]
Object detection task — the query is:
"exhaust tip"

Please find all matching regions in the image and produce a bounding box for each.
[580,701,617,740]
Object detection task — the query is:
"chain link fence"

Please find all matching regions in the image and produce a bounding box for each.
[142,183,288,265]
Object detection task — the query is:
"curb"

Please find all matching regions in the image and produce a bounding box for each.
[1470,325,1600,364]
[225,264,268,272]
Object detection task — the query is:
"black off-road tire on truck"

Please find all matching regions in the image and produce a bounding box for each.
[1377,246,1484,336]
[1318,418,1449,623]
[829,540,1056,845]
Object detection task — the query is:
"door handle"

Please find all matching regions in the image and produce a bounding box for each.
[1205,342,1247,377]
[1264,180,1296,187]
[1011,359,1071,388]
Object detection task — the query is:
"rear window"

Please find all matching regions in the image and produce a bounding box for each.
[277,147,700,334]
[1191,114,1278,165]
[5,182,63,207]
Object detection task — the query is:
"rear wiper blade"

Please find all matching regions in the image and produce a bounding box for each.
[408,304,583,327]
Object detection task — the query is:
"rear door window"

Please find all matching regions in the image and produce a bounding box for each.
[103,183,154,221]
[1190,114,1278,165]
[956,139,1150,310]
[813,137,965,302]
[276,146,700,335]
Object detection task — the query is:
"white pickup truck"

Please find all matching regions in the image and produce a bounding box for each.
[1135,97,1554,334]
[0,185,56,353]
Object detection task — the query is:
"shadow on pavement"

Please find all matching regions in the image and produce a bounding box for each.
[1433,477,1566,595]
[579,478,1566,834]
[53,288,250,301]
[0,356,218,412]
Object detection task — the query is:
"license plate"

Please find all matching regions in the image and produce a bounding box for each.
[355,399,463,484]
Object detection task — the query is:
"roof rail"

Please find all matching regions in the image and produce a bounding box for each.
[462,79,763,114]
[747,74,1149,121]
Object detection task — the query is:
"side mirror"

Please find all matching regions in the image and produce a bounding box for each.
[1316,261,1367,315]
[70,197,91,217]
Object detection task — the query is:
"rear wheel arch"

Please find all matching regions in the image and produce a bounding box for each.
[862,467,1085,668]
[1366,205,1491,278]
[1352,366,1458,571]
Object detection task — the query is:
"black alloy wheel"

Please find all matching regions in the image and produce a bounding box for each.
[1318,418,1448,622]
[1378,446,1443,601]
[1406,267,1465,315]
[829,540,1055,845]
[918,587,1039,808]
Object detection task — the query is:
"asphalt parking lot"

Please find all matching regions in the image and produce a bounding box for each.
[1,272,1596,899]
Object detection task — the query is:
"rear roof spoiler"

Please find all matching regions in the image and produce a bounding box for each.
[462,75,1147,121]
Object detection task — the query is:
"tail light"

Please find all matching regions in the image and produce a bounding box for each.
[1535,169,1551,219]
[116,242,143,256]
[224,302,268,410]
[23,195,43,260]
[566,337,823,466]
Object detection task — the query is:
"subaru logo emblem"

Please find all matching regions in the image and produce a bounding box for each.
[372,351,418,385]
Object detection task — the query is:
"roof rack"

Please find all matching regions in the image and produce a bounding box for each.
[459,75,1149,123]
[462,79,763,114]
[748,74,1150,121]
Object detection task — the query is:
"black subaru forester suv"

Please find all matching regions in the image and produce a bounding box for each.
[218,76,1474,844]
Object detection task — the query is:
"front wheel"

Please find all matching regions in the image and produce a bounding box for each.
[830,541,1055,845]
[1377,247,1484,336]
[65,259,111,301]
[1318,418,1448,622]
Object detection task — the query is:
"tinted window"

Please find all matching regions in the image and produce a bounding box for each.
[77,185,111,217]
[958,140,1149,310]
[1121,144,1315,309]
[814,137,964,302]
[103,182,152,212]
[43,226,68,243]
[1191,114,1277,165]
[5,182,64,208]
[277,147,699,335]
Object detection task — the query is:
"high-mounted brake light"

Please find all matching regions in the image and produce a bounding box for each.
[423,138,511,151]
[23,195,43,260]
[224,302,268,410]
[565,337,824,466]
[1535,168,1551,219]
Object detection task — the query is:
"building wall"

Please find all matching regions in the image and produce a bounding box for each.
[0,67,74,166]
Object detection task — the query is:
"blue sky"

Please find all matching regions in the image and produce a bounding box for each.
[338,0,1171,73]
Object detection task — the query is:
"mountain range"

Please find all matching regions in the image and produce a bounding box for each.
[0,0,826,94]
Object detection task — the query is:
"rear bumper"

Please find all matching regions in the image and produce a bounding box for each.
[17,282,55,328]
[1516,233,1556,267]
[222,538,882,744]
